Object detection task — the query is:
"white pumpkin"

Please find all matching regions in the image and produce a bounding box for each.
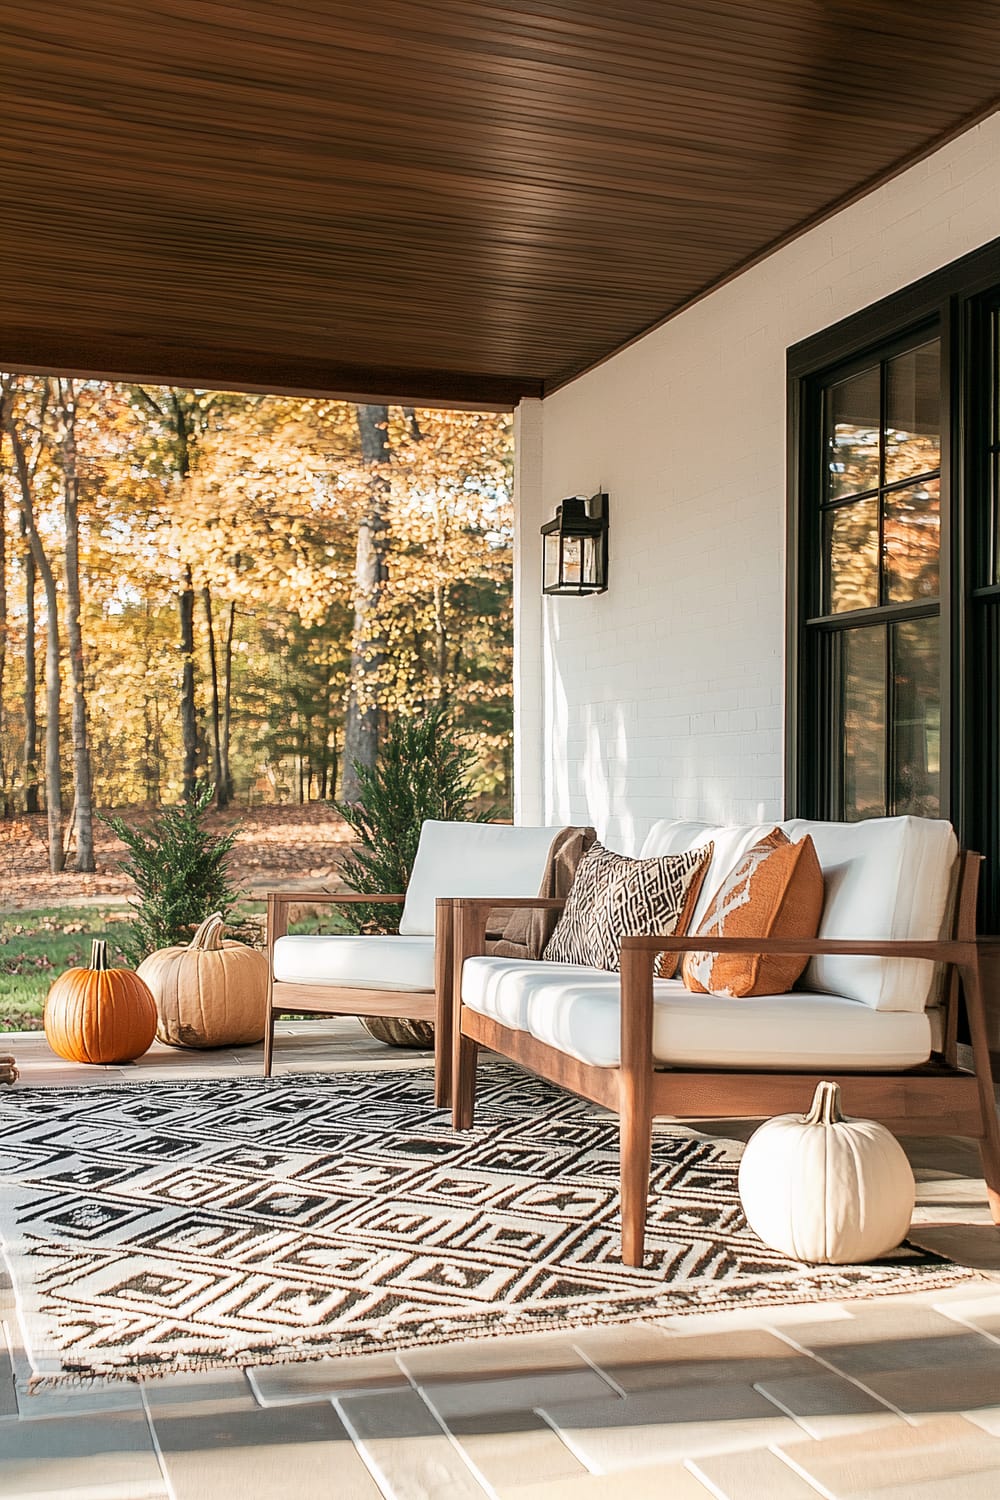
[737,1080,915,1264]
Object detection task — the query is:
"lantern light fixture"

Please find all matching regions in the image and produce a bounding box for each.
[540,491,609,596]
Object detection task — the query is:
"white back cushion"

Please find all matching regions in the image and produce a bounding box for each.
[641,820,776,929]
[642,814,958,1012]
[780,816,957,1012]
[399,821,566,935]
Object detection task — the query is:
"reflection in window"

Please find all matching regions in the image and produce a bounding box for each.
[883,478,940,603]
[885,342,941,482]
[825,498,879,613]
[825,366,880,500]
[842,627,886,820]
[837,620,941,821]
[892,618,941,817]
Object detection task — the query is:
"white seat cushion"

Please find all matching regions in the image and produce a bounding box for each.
[461,956,932,1071]
[780,817,957,1012]
[399,821,565,935]
[273,935,435,991]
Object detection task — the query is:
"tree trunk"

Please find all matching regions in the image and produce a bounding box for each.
[56,378,96,872]
[171,396,199,800]
[4,404,63,870]
[202,585,226,806]
[220,600,235,803]
[0,387,7,816]
[179,569,198,797]
[21,512,39,813]
[342,403,390,802]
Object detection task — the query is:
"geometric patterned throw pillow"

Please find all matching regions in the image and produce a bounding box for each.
[542,841,714,975]
[681,828,825,998]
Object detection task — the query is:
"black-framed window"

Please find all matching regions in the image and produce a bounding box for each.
[787,236,1000,929]
[815,333,943,821]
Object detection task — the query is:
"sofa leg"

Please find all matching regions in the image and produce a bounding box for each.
[263,1005,275,1078]
[618,947,655,1266]
[434,900,454,1109]
[452,1032,479,1131]
[960,955,1000,1226]
[620,1103,652,1267]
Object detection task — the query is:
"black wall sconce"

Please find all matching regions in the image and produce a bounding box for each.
[540,492,609,596]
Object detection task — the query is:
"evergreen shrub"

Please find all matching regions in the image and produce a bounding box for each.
[103,784,242,966]
[336,708,494,933]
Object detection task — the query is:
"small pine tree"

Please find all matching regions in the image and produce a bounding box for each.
[336,708,494,933]
[103,784,242,966]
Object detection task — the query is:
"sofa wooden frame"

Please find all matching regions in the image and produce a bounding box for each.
[450,852,1000,1267]
[265,889,456,1104]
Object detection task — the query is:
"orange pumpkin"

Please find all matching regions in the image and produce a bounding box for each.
[137,912,269,1049]
[44,939,157,1064]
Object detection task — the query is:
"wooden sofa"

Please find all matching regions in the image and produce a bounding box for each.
[449,815,1000,1266]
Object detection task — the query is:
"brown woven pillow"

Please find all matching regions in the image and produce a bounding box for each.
[681,828,824,998]
[543,841,712,975]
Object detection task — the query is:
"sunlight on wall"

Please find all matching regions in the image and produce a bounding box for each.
[516,110,1000,851]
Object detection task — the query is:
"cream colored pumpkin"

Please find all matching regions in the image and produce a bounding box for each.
[138,913,269,1049]
[737,1080,915,1264]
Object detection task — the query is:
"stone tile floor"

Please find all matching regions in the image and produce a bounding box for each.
[3,1020,1000,1498]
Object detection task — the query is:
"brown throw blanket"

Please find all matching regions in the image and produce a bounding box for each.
[485,825,597,960]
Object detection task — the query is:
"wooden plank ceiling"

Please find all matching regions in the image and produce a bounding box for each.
[4,1,1000,408]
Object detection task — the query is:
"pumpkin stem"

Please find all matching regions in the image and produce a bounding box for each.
[804,1079,843,1127]
[189,912,226,951]
[90,939,111,972]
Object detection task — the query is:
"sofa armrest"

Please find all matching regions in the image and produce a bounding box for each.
[265,890,404,949]
[452,896,567,965]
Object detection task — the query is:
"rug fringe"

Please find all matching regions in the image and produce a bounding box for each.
[17,1262,984,1390]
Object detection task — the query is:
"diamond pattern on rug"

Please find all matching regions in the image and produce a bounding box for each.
[0,1062,970,1385]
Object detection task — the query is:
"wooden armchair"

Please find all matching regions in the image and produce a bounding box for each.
[264,890,455,1101]
[264,817,571,1100]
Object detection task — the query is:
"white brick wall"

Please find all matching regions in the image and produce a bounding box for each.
[516,110,1000,854]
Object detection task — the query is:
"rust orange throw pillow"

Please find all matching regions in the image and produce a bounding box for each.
[681,828,824,998]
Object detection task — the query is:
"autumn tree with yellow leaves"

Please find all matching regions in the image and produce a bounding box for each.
[0,376,512,869]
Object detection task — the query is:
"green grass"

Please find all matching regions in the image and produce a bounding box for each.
[0,901,354,1033]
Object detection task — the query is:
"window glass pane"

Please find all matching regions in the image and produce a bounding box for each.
[825,365,880,500]
[842,626,886,820]
[891,617,941,817]
[825,497,879,613]
[885,340,940,483]
[883,477,940,603]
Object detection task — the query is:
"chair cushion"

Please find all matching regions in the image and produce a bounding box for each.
[682,829,824,997]
[461,956,932,1071]
[273,934,435,991]
[780,816,957,1012]
[542,842,712,975]
[399,821,565,936]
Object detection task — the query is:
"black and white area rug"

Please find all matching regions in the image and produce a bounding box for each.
[0,1063,972,1385]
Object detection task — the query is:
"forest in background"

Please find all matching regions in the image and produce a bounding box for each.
[0,377,513,876]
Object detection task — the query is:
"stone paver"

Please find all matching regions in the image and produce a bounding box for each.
[0,1409,166,1500]
[538,1381,804,1469]
[2,1022,1000,1499]
[504,1463,716,1498]
[690,1445,828,1498]
[249,1351,409,1404]
[144,1376,383,1500]
[338,1387,487,1498]
[775,1414,1000,1496]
